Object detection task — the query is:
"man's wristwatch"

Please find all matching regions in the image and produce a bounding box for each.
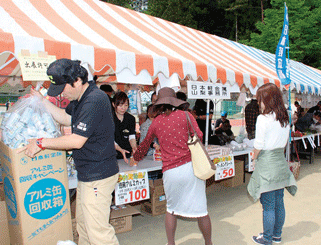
[36,138,45,150]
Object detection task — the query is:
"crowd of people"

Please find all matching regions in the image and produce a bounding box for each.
[17,58,320,245]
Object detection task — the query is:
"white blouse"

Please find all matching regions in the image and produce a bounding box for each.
[254,113,290,150]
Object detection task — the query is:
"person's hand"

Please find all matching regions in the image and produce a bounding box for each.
[119,148,130,163]
[17,139,42,158]
[129,156,138,166]
[153,143,160,151]
[30,88,44,101]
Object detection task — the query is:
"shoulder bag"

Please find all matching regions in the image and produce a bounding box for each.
[185,112,216,180]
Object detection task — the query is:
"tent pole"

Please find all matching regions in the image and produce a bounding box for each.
[205,99,210,146]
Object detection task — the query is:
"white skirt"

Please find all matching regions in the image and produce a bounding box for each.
[163,161,208,218]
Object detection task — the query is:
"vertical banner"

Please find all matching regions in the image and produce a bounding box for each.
[275,2,290,86]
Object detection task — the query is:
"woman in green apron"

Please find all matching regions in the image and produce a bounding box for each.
[248,83,297,245]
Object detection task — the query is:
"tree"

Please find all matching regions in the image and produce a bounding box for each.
[147,0,229,37]
[100,0,132,9]
[241,0,321,69]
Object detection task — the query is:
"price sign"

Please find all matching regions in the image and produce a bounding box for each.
[213,154,235,181]
[115,170,150,205]
[248,152,255,172]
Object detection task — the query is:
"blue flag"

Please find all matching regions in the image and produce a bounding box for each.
[275,3,290,85]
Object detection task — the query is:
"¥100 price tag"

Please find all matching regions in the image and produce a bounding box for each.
[213,154,235,181]
[115,170,150,205]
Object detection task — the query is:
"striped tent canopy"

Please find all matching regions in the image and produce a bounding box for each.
[0,0,321,94]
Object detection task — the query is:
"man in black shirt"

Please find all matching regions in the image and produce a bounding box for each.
[245,98,260,140]
[307,101,321,114]
[20,59,120,245]
[193,99,214,142]
[295,111,321,133]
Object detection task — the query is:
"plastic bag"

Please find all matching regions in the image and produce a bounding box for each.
[235,126,247,143]
[0,95,61,149]
[57,241,77,245]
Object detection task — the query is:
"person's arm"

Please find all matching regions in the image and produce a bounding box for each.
[215,119,222,130]
[253,148,261,160]
[253,115,266,159]
[128,114,137,153]
[129,138,137,153]
[133,122,156,162]
[31,89,71,126]
[226,119,232,129]
[18,134,87,158]
[197,113,213,121]
[114,142,130,163]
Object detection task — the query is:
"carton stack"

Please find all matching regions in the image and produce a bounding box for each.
[110,205,141,234]
[141,179,166,216]
[219,160,244,187]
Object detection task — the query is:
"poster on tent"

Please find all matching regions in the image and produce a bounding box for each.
[19,52,56,81]
[213,154,235,181]
[115,170,150,205]
[187,81,231,100]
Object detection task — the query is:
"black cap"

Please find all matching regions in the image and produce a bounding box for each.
[100,84,114,93]
[47,59,84,97]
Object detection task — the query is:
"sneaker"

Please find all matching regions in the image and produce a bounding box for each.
[259,233,282,243]
[252,234,272,245]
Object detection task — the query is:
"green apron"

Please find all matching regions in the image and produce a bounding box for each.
[247,148,297,202]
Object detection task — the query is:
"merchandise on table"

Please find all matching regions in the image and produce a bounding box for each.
[153,149,162,161]
[228,140,249,151]
[0,95,60,149]
[206,145,231,157]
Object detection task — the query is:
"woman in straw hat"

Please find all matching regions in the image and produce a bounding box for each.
[131,87,213,245]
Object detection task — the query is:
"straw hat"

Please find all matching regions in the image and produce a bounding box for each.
[154,87,188,108]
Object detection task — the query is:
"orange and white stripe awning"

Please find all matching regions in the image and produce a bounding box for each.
[0,0,321,94]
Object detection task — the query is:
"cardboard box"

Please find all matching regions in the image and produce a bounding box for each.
[0,141,73,244]
[0,165,3,183]
[0,184,10,245]
[110,205,141,234]
[141,179,167,216]
[206,175,217,187]
[141,201,166,216]
[219,160,244,187]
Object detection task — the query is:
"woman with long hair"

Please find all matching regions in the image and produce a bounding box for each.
[248,83,297,245]
[131,87,213,245]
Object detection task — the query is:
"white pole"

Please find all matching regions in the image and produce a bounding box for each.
[205,99,210,146]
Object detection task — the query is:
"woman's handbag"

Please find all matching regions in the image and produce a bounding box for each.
[185,112,216,180]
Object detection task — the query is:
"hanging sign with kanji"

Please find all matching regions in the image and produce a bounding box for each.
[19,52,56,81]
[187,81,230,100]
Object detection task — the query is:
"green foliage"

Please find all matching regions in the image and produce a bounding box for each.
[241,0,321,69]
[101,0,132,9]
[147,0,228,37]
